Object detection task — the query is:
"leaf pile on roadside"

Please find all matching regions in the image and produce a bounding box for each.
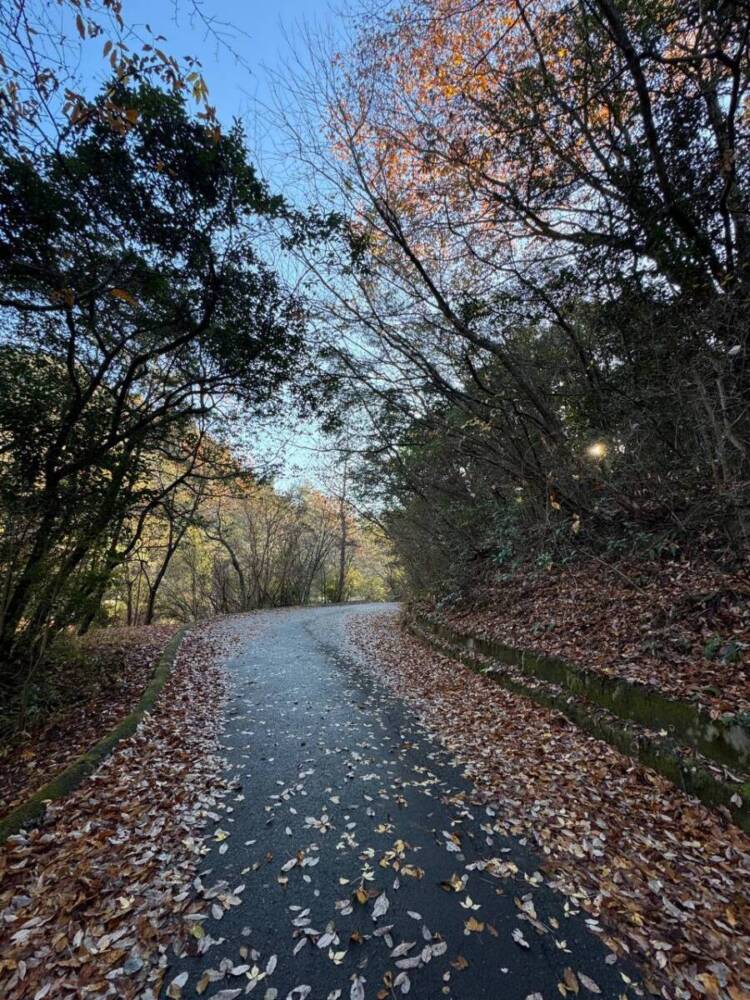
[350,613,750,1000]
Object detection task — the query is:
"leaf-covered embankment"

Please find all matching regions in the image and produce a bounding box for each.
[0,619,244,1000]
[0,625,177,818]
[421,560,750,716]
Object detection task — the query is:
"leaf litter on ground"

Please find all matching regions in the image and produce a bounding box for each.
[0,618,249,1000]
[0,625,177,815]
[421,558,750,715]
[348,612,750,1000]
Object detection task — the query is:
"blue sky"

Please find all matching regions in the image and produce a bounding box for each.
[76,1,347,484]
[80,0,338,190]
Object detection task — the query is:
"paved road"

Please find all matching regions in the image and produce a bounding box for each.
[169,604,637,999]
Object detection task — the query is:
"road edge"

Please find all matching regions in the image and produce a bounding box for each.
[0,625,189,844]
[408,616,750,833]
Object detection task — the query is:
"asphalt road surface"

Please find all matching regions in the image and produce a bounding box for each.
[167,603,638,1000]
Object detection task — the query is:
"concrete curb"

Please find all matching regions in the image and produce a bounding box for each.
[409,616,750,833]
[0,625,188,844]
[413,614,750,771]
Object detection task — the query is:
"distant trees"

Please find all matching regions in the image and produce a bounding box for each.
[279,0,750,594]
[112,477,398,623]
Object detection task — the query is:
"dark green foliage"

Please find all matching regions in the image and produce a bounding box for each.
[0,85,315,692]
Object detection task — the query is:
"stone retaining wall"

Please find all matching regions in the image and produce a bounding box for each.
[412,614,750,832]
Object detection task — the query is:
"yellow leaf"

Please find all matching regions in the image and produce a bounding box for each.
[697,974,721,998]
[563,968,579,994]
[402,865,424,879]
[110,288,137,305]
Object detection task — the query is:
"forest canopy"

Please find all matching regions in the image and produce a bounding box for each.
[279,0,750,594]
[0,1,352,706]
